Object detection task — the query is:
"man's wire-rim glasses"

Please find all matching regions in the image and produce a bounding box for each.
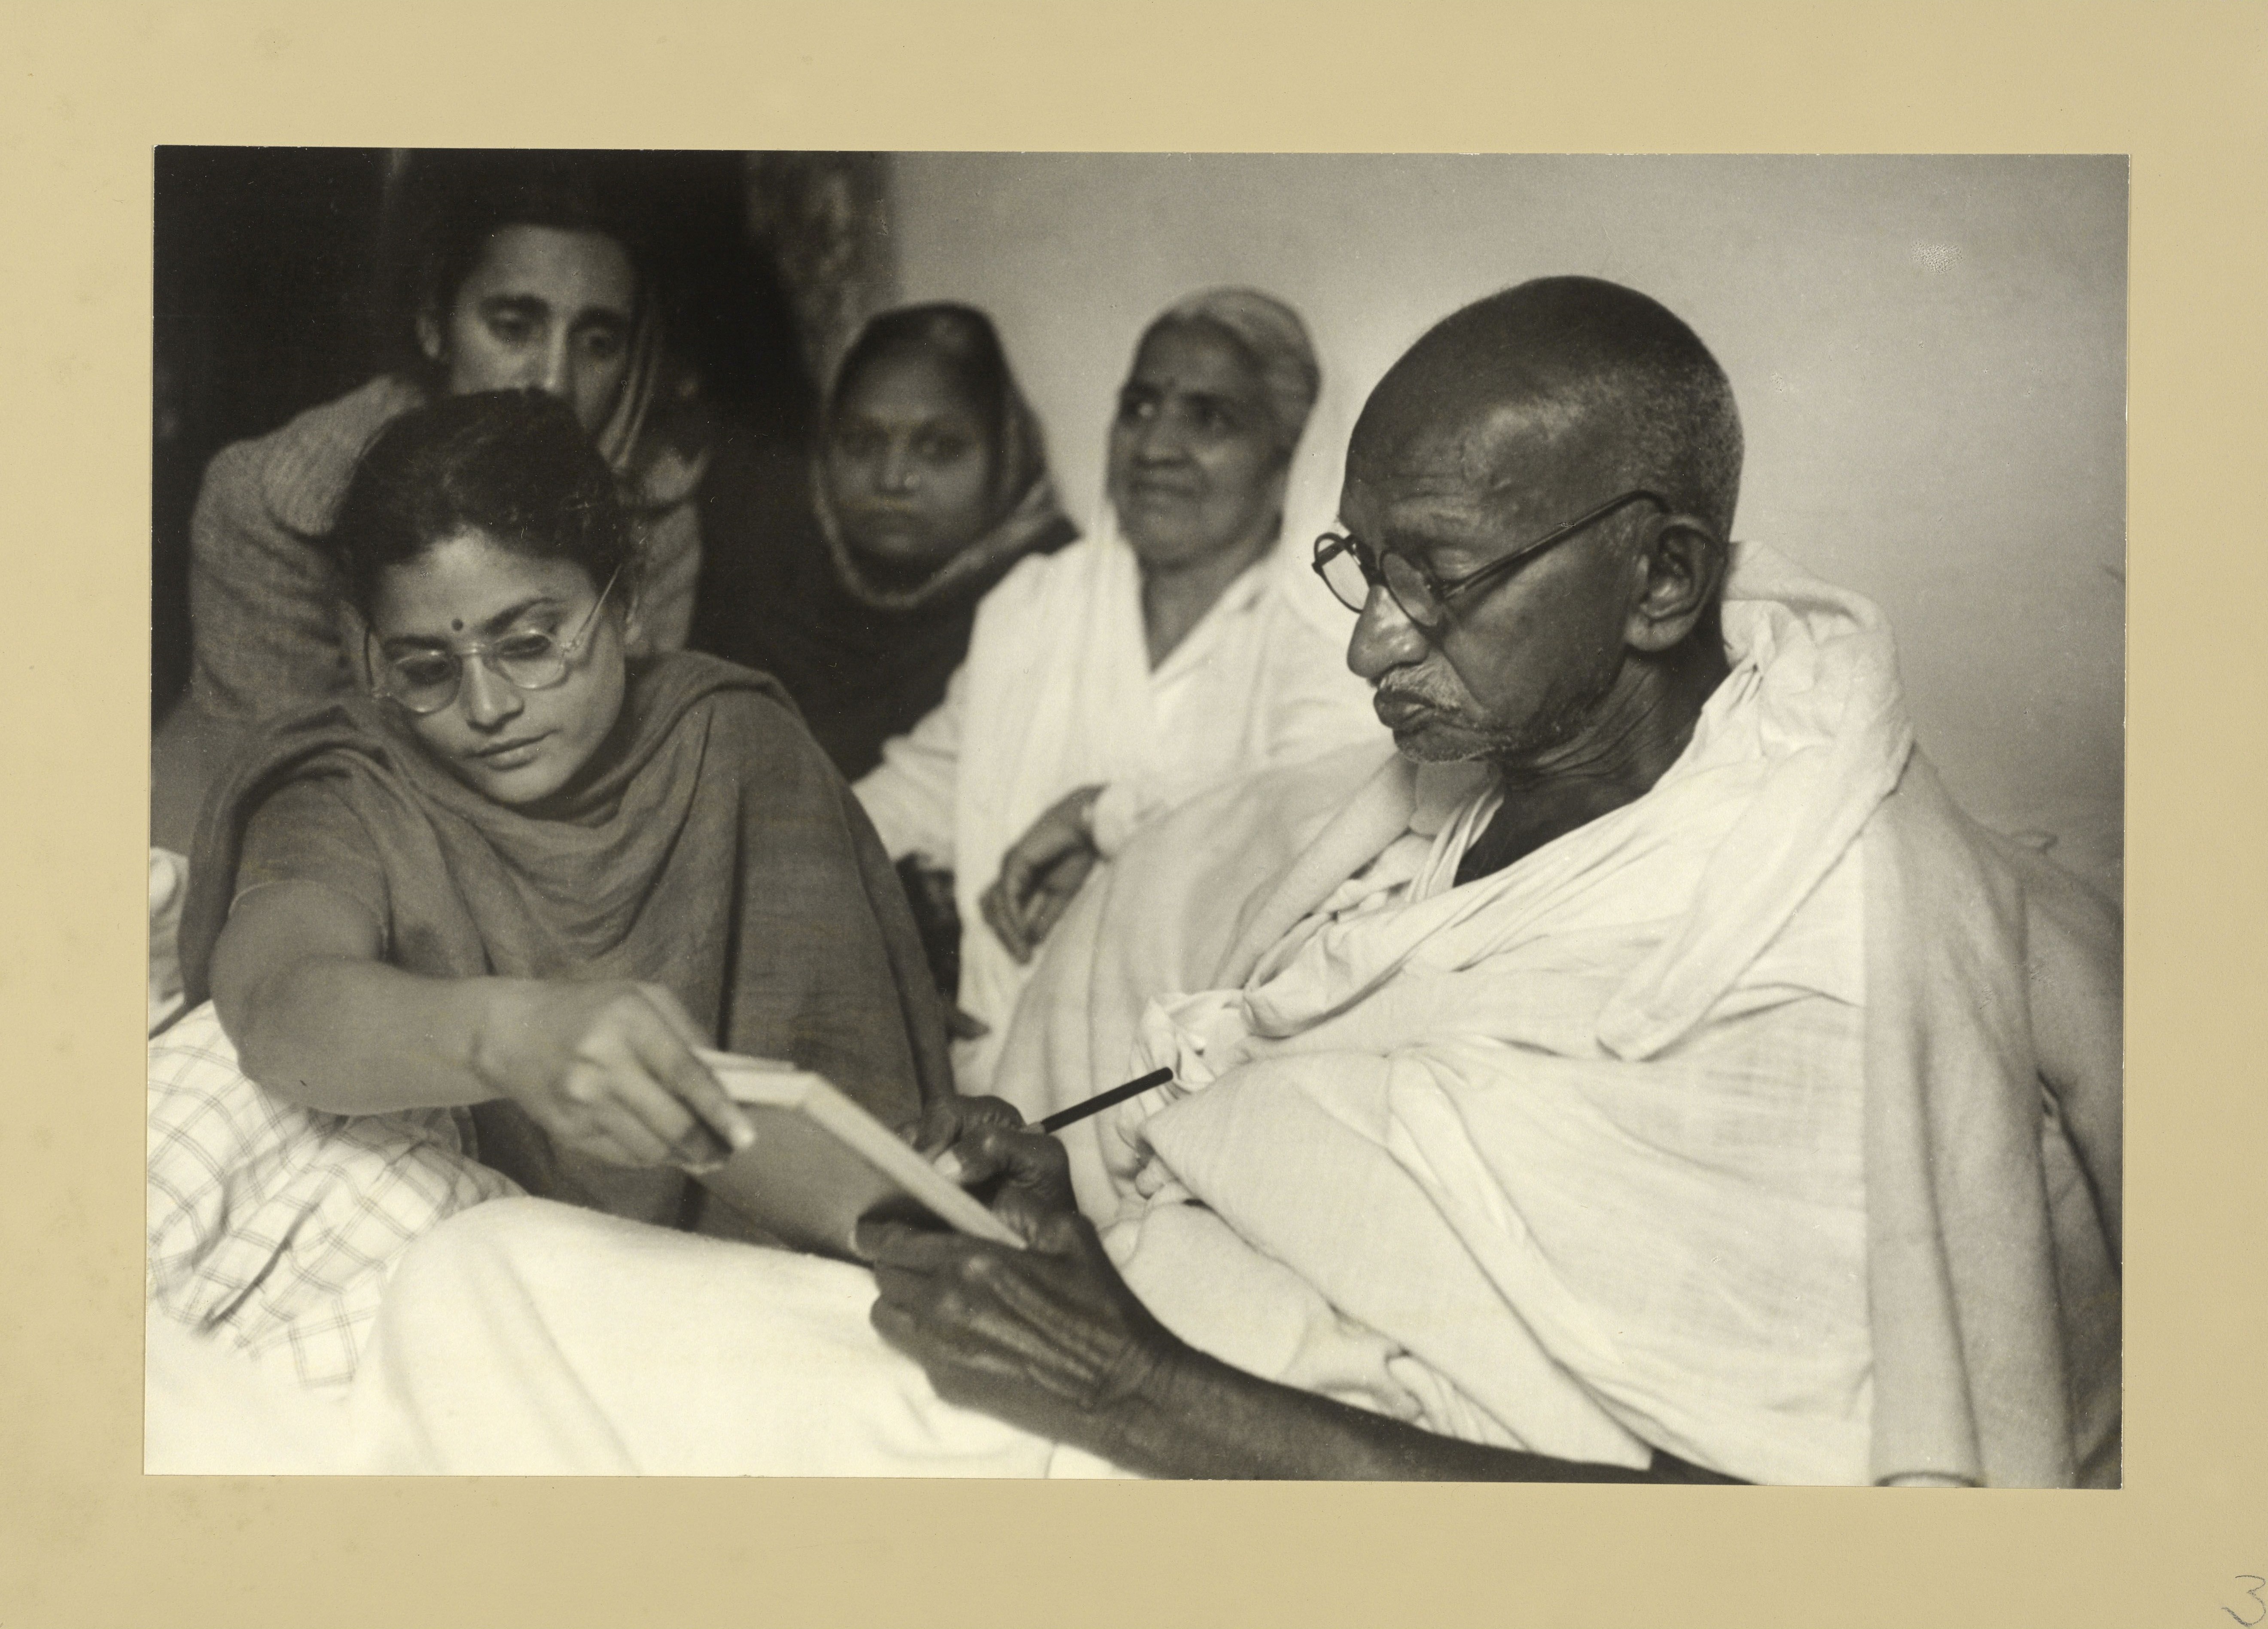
[1312,488,1673,634]
[367,562,625,716]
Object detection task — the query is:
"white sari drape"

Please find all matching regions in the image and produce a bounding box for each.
[854,520,1380,1090]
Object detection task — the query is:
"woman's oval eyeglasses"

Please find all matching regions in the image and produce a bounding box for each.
[1313,489,1671,635]
[367,563,625,717]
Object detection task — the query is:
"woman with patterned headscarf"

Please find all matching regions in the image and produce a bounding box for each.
[854,288,1383,1092]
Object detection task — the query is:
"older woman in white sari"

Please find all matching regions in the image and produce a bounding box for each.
[853,289,1382,1092]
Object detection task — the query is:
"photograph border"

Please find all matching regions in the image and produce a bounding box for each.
[5,3,2260,1625]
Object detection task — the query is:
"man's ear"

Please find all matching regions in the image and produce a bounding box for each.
[1625,517,1725,653]
[416,307,446,367]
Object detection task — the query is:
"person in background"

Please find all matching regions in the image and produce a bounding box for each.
[696,303,1078,781]
[690,305,1079,1010]
[851,288,1383,1091]
[150,154,707,858]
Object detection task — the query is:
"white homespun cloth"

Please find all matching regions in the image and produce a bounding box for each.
[853,516,1380,1091]
[149,847,191,1033]
[1079,540,1911,1486]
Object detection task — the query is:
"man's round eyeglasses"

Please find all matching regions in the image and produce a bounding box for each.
[368,564,624,717]
[1312,489,1672,634]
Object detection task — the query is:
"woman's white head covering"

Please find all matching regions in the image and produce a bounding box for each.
[1146,287,1321,459]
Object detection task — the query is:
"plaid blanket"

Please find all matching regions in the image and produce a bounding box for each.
[147,1002,518,1387]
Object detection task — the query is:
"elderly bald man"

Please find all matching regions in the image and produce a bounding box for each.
[352,278,2119,1487]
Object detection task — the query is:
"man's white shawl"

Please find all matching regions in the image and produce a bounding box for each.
[998,542,2121,1487]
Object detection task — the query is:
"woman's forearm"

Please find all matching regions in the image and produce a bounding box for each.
[1100,1345,1667,1483]
[226,955,523,1116]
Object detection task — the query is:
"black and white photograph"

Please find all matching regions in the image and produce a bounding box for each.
[141,149,2124,1486]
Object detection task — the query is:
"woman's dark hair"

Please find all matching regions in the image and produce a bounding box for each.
[333,390,635,615]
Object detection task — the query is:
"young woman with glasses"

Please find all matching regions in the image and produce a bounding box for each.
[174,390,954,1230]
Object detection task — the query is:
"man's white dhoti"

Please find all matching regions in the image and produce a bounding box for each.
[1056,544,1893,1483]
[350,1198,1117,1476]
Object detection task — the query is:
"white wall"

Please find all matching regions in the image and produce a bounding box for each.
[893,154,2126,887]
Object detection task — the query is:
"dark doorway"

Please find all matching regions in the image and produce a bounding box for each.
[152,147,393,721]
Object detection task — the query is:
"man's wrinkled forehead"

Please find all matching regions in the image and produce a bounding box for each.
[1344,394,1596,515]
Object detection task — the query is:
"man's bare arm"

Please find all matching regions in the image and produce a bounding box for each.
[210,881,751,1167]
[858,1128,1737,1483]
[1099,1337,1730,1482]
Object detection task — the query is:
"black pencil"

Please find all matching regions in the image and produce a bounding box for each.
[1030,1067,1175,1135]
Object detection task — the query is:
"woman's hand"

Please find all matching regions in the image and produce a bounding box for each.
[981,784,1106,963]
[472,979,756,1171]
[857,1177,1186,1456]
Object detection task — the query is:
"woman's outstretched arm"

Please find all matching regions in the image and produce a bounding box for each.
[210,881,753,1169]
